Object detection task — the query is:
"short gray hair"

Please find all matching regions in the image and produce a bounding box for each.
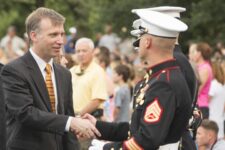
[75,37,94,50]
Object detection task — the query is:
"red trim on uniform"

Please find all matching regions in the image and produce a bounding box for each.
[146,58,176,72]
[123,137,144,150]
[166,70,169,82]
[166,66,179,70]
[153,66,179,81]
[151,66,179,79]
[132,138,144,150]
[166,66,178,82]
[123,142,129,150]
[156,73,161,80]
[143,98,163,124]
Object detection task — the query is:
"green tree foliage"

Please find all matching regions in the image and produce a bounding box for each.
[189,0,225,45]
[0,0,225,51]
[0,0,36,37]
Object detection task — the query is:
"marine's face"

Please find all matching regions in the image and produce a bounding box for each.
[138,34,150,61]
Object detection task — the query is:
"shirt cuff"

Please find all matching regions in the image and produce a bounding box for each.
[65,116,72,132]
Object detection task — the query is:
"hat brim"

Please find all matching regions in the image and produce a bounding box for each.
[133,38,140,47]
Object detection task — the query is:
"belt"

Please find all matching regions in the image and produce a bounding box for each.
[158,141,180,150]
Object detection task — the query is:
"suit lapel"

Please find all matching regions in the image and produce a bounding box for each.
[23,52,51,111]
[53,64,63,114]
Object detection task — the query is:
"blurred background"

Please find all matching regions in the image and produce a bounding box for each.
[0,0,225,54]
[1,1,225,148]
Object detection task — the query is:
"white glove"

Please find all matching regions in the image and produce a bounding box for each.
[89,139,105,150]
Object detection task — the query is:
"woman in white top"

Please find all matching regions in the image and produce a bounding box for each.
[209,60,225,139]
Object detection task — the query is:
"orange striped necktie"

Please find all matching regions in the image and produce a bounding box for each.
[45,64,56,112]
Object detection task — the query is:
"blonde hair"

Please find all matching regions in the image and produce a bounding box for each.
[25,7,65,42]
[211,60,225,84]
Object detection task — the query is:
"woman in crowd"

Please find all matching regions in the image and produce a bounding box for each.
[189,42,213,119]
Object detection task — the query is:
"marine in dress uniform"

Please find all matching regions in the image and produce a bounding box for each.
[131,6,198,101]
[89,10,192,150]
[132,7,198,150]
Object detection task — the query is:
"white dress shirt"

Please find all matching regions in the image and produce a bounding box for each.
[30,48,71,131]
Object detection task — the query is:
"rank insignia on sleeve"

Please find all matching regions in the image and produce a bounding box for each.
[124,138,143,150]
[144,98,163,123]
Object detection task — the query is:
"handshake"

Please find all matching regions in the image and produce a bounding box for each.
[70,114,101,140]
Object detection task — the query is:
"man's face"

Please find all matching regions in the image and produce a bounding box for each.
[8,30,16,38]
[32,18,64,61]
[57,48,68,67]
[76,42,93,66]
[196,126,210,147]
[138,35,149,61]
[112,71,121,84]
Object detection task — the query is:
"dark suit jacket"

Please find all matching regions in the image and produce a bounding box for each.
[174,45,197,150]
[1,52,78,150]
[174,44,198,102]
[0,63,6,150]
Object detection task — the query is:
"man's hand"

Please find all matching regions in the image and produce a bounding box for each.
[82,113,97,126]
[193,109,202,119]
[70,117,101,139]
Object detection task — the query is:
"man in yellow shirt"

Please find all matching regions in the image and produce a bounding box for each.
[70,37,107,117]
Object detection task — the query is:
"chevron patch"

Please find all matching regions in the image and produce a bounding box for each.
[144,99,163,123]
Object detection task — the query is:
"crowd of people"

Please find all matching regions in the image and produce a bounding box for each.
[1,6,225,150]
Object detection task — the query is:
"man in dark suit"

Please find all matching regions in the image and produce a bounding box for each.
[1,7,100,150]
[0,62,6,150]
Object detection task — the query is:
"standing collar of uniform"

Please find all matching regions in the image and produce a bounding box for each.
[146,58,178,76]
[29,48,54,71]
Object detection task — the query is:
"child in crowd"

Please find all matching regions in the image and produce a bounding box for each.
[112,64,131,122]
